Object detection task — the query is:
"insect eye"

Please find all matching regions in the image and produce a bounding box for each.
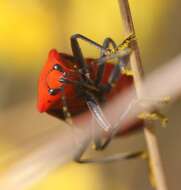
[48,88,59,96]
[53,64,63,72]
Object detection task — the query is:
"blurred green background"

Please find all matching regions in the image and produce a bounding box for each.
[0,0,181,189]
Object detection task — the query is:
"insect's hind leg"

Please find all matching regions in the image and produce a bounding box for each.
[75,150,145,164]
[74,109,145,164]
[94,98,139,151]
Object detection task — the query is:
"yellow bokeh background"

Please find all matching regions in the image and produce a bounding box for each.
[30,163,104,190]
[0,0,168,71]
[1,1,181,190]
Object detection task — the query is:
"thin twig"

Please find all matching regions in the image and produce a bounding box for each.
[118,1,168,190]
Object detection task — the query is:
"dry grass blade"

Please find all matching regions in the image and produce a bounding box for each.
[118,0,169,189]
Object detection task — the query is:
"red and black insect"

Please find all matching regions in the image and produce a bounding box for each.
[37,34,144,163]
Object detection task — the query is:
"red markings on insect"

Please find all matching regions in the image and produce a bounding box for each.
[38,49,79,113]
[37,49,143,136]
[37,34,146,163]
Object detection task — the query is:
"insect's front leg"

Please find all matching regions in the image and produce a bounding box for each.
[95,37,132,89]
[95,37,117,86]
[70,34,104,81]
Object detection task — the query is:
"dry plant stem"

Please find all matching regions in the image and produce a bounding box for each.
[118,0,168,190]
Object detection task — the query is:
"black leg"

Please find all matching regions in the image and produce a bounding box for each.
[75,150,144,164]
[85,92,111,131]
[71,35,89,80]
[84,92,135,151]
[70,34,105,81]
[95,34,135,87]
[71,34,104,52]
[73,93,145,163]
[95,99,138,150]
[108,64,120,86]
[73,108,145,164]
[59,77,100,93]
[103,57,129,92]
[102,37,117,50]
[95,37,117,85]
[58,78,144,164]
[97,48,131,64]
[97,51,131,93]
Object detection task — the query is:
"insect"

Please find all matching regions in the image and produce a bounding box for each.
[37,34,144,163]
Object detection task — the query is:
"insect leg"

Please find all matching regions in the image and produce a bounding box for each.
[95,38,132,88]
[60,87,73,124]
[95,99,138,150]
[95,37,117,85]
[71,34,104,81]
[75,150,144,164]
[71,34,103,52]
[97,48,131,64]
[98,54,131,93]
[75,98,145,163]
[85,92,111,131]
